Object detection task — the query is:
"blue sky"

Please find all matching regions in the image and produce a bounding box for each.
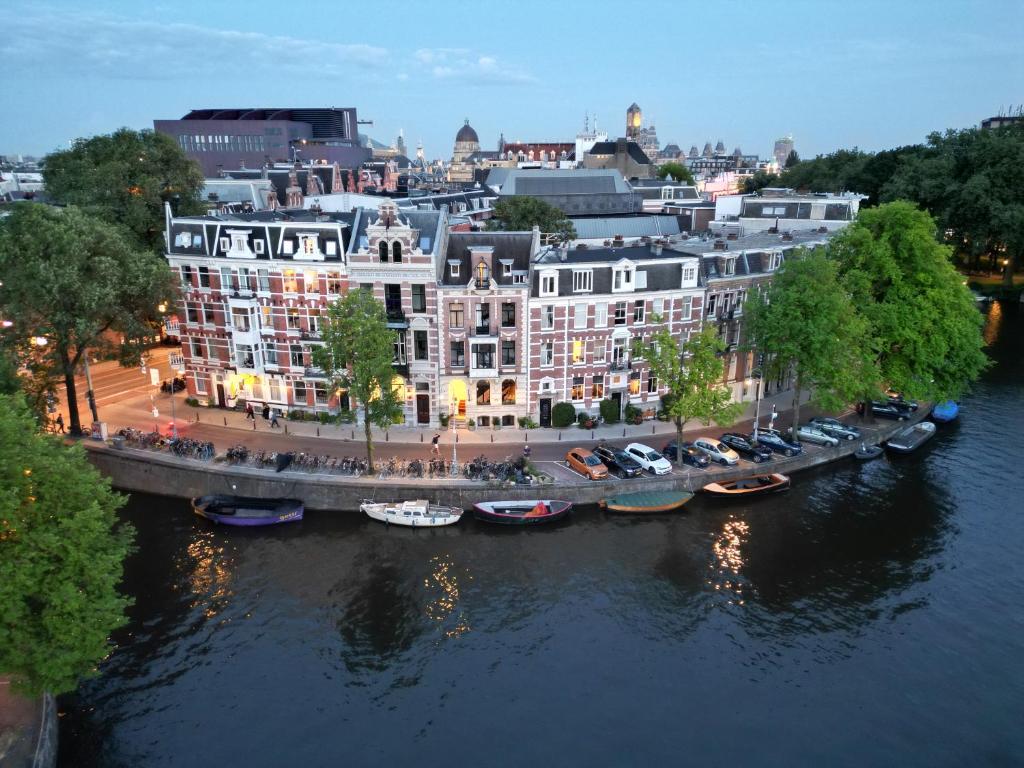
[2,0,1022,162]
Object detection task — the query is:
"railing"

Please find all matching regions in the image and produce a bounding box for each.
[610,359,630,371]
[473,325,494,336]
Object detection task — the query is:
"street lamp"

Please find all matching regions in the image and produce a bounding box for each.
[449,396,458,476]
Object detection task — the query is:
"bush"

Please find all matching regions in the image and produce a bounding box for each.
[467,417,476,428]
[600,398,621,424]
[184,397,199,408]
[518,416,538,429]
[317,411,334,425]
[337,409,356,424]
[624,404,643,425]
[288,409,305,421]
[551,402,576,428]
[439,413,451,428]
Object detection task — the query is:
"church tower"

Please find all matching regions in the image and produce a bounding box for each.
[626,103,642,139]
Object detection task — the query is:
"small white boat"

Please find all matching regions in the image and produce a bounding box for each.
[886,421,936,453]
[360,499,463,527]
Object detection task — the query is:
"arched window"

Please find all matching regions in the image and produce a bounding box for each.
[476,260,490,285]
[378,240,389,262]
[476,381,491,405]
[502,379,516,405]
[392,241,402,262]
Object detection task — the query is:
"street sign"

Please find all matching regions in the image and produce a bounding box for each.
[149,367,160,387]
[169,354,185,373]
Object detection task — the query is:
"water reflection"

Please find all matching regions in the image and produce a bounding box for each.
[182,530,235,620]
[983,298,1002,345]
[709,516,749,606]
[424,555,471,639]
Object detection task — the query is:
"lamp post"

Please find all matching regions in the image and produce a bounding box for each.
[450,396,458,476]
[751,370,763,442]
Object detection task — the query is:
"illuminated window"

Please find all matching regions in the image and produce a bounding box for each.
[282,269,299,294]
[476,381,491,405]
[502,379,516,404]
[571,376,584,401]
[572,340,584,364]
[476,260,490,284]
[304,270,319,293]
[592,375,605,399]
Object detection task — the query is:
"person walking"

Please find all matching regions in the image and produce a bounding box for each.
[270,409,281,429]
[55,413,65,434]
[262,403,270,421]
[245,402,255,421]
[431,432,441,457]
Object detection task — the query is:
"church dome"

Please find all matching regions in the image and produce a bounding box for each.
[456,120,479,144]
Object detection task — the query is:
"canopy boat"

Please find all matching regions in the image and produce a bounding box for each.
[931,400,960,423]
[599,490,694,514]
[853,444,884,461]
[472,499,572,525]
[360,499,462,527]
[192,495,303,526]
[702,474,791,498]
[885,421,936,453]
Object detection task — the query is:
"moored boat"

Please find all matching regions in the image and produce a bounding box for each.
[702,473,791,498]
[885,420,936,453]
[853,444,884,461]
[599,490,694,514]
[361,499,462,527]
[931,400,960,423]
[473,499,572,525]
[192,495,303,526]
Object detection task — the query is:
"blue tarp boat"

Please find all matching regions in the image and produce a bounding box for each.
[931,400,959,423]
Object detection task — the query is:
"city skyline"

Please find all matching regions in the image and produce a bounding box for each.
[1,0,1022,161]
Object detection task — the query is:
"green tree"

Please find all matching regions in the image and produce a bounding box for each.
[0,394,133,696]
[784,149,801,168]
[43,128,205,253]
[486,197,576,243]
[742,169,780,194]
[0,204,177,435]
[638,326,743,467]
[829,202,989,406]
[656,162,696,185]
[744,249,873,432]
[312,290,401,472]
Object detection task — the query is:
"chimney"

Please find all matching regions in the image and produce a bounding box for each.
[651,242,663,256]
[612,234,625,248]
[713,240,727,251]
[726,232,738,240]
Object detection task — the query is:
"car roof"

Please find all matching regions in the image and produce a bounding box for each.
[570,447,594,457]
[625,442,653,451]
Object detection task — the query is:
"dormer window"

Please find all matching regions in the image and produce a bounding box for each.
[724,258,736,276]
[613,265,634,292]
[768,252,782,271]
[539,271,557,297]
[449,260,461,278]
[476,260,490,285]
[302,236,317,256]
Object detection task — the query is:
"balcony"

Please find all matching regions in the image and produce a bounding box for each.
[392,362,410,377]
[164,319,181,337]
[610,359,631,372]
[472,325,496,338]
[304,366,329,379]
[386,306,407,328]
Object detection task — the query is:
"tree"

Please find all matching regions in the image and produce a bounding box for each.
[43,128,205,253]
[0,394,133,696]
[784,149,801,168]
[0,204,177,435]
[744,249,873,432]
[742,170,780,194]
[656,162,696,185]
[638,326,743,468]
[312,290,401,473]
[486,197,576,243]
[828,202,989,406]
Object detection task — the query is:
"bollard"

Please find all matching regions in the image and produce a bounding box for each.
[623,428,626,437]
[252,421,256,431]
[456,433,459,443]
[317,427,320,437]
[420,434,423,442]
[558,431,562,441]
[490,434,494,443]
[351,430,355,440]
[195,411,200,423]
[591,430,594,439]
[386,431,389,442]
[284,424,288,435]
[652,425,656,435]
[223,417,227,427]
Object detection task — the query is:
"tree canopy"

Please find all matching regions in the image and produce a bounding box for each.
[0,394,133,696]
[486,197,576,243]
[784,149,801,168]
[656,162,696,185]
[312,289,401,472]
[0,203,177,434]
[43,128,205,253]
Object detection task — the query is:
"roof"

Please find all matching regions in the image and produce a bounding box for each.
[569,215,683,240]
[442,231,534,286]
[456,120,479,144]
[495,168,632,196]
[535,243,695,265]
[587,141,652,165]
[671,228,834,259]
[348,206,444,254]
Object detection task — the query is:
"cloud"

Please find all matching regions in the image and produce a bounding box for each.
[415,47,535,85]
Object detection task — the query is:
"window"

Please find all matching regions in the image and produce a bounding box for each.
[476,381,491,405]
[542,305,554,330]
[502,339,515,366]
[614,301,627,325]
[326,271,343,295]
[572,340,584,364]
[293,380,306,403]
[540,272,557,296]
[384,284,402,318]
[592,375,605,399]
[326,241,336,256]
[573,303,588,329]
[190,338,204,358]
[595,303,608,327]
[706,294,718,317]
[541,341,554,367]
[411,284,427,313]
[379,241,389,262]
[180,264,194,288]
[629,372,641,395]
[593,339,606,364]
[193,373,207,394]
[185,303,198,324]
[203,304,216,325]
[308,311,320,335]
[393,332,406,364]
[231,309,251,332]
[290,344,304,367]
[476,260,490,285]
[265,345,278,365]
[450,340,465,367]
[683,266,697,283]
[304,270,319,294]
[450,261,460,278]
[613,266,633,291]
[475,302,490,332]
[472,343,494,369]
[769,252,782,271]
[633,300,646,324]
[414,330,428,361]
[682,295,693,320]
[652,298,664,319]
[502,379,516,405]
[502,261,512,276]
[449,302,464,328]
[501,303,515,327]
[635,271,647,289]
[313,381,330,405]
[287,308,302,330]
[257,268,271,292]
[571,376,584,401]
[612,337,628,366]
[283,240,294,255]
[303,237,317,256]
[392,242,402,262]
[572,270,593,293]
[647,374,659,394]
[198,266,211,288]
[282,269,299,294]
[724,258,736,276]
[219,267,234,292]
[220,237,230,251]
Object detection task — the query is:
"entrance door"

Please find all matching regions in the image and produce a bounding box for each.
[611,392,622,418]
[539,398,552,427]
[416,394,430,425]
[216,383,226,408]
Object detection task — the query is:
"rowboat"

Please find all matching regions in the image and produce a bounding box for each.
[853,444,884,461]
[702,473,791,498]
[360,499,462,527]
[472,499,572,525]
[885,421,936,453]
[192,495,303,526]
[599,490,694,514]
[931,400,960,423]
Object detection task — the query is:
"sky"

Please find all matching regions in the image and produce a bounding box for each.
[2,0,1022,162]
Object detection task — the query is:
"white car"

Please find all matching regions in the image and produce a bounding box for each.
[693,437,740,466]
[794,423,840,446]
[624,443,673,475]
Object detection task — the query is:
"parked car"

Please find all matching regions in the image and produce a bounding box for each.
[662,440,711,468]
[793,423,841,446]
[624,443,673,475]
[720,432,774,463]
[810,417,862,441]
[593,445,644,478]
[857,401,910,420]
[885,390,919,411]
[565,448,609,480]
[754,428,803,457]
[693,437,740,466]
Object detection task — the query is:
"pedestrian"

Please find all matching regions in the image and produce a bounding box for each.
[522,443,531,460]
[245,402,254,421]
[55,413,65,434]
[270,409,280,429]
[431,432,441,457]
[262,403,270,421]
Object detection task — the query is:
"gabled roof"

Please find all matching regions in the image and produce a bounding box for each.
[442,231,534,286]
[495,168,632,196]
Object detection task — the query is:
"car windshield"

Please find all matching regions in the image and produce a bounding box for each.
[646,451,663,461]
[716,443,728,452]
[613,451,631,462]
[584,455,601,466]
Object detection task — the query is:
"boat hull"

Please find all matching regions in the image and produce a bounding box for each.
[472,500,572,525]
[853,445,884,461]
[192,495,304,526]
[361,501,462,527]
[702,474,791,498]
[885,422,937,453]
[600,490,694,514]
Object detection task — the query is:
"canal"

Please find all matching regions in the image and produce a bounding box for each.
[59,302,1024,767]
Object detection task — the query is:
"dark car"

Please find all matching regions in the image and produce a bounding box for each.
[754,428,803,457]
[593,445,644,478]
[857,401,910,421]
[810,417,862,441]
[662,440,711,468]
[720,432,774,463]
[886,391,919,411]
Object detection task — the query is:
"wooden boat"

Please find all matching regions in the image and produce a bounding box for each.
[472,499,572,525]
[931,400,960,423]
[192,495,303,526]
[853,444,884,461]
[702,473,791,498]
[599,490,694,514]
[885,421,936,453]
[360,499,462,527]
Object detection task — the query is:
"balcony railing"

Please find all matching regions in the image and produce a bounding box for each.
[473,325,494,336]
[610,359,631,371]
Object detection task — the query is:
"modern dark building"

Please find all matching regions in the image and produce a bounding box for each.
[155,107,371,175]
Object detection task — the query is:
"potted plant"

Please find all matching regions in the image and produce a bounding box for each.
[467,417,476,430]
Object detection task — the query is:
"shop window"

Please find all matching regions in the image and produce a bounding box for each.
[502,379,516,405]
[476,381,491,405]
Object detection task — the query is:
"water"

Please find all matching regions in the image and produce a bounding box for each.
[59,303,1024,767]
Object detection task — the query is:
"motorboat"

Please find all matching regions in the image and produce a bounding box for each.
[192,495,303,526]
[931,400,960,423]
[599,490,694,514]
[853,444,884,461]
[360,499,462,527]
[702,474,791,498]
[472,499,572,525]
[885,421,936,453]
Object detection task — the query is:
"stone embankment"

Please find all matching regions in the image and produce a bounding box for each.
[83,412,927,511]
